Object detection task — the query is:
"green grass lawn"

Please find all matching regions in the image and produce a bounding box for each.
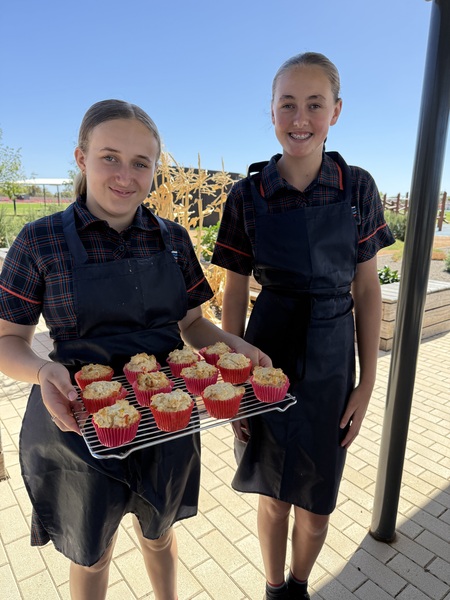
[0,201,68,217]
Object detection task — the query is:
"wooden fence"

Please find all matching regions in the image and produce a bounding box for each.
[382,191,448,231]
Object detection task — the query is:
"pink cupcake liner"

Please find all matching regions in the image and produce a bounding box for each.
[198,347,235,366]
[166,357,199,379]
[182,372,219,396]
[249,376,290,403]
[74,369,114,390]
[218,364,252,384]
[132,379,175,407]
[201,391,244,419]
[123,362,161,385]
[93,413,142,447]
[82,385,128,414]
[150,403,194,432]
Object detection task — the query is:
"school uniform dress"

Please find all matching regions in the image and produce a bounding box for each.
[0,198,213,566]
[212,152,395,515]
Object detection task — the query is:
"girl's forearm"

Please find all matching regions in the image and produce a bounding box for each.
[221,271,250,337]
[354,287,382,391]
[0,335,49,384]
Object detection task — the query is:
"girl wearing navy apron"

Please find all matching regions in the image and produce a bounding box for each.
[212,53,395,600]
[0,100,270,600]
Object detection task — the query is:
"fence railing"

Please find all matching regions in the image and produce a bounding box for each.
[382,192,448,231]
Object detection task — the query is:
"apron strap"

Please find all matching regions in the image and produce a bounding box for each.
[149,211,179,261]
[61,204,89,265]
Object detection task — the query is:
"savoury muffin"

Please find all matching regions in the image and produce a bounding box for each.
[180,361,218,395]
[74,363,114,390]
[132,371,174,407]
[92,399,141,447]
[123,352,160,384]
[198,341,233,365]
[201,381,245,419]
[150,389,194,432]
[166,345,199,378]
[250,366,290,403]
[81,380,128,414]
[216,352,252,384]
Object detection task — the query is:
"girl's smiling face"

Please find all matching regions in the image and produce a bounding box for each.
[75,118,159,231]
[271,65,342,163]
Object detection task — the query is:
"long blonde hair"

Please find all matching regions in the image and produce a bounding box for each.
[74,99,161,198]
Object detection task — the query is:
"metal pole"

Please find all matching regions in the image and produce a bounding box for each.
[370,0,450,542]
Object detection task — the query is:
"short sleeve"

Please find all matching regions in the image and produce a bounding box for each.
[0,225,44,325]
[211,181,254,275]
[353,168,396,262]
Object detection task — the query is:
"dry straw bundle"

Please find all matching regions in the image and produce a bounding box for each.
[145,151,238,321]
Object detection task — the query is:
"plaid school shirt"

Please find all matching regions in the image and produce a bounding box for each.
[0,197,213,340]
[212,153,395,276]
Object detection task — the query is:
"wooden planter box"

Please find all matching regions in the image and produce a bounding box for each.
[379,279,450,351]
[249,276,450,352]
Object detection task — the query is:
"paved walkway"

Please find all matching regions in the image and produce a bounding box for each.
[0,321,449,600]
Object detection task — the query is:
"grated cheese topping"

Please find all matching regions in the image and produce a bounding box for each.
[82,380,122,399]
[167,345,198,364]
[151,389,193,412]
[252,366,287,387]
[181,362,218,379]
[217,352,251,369]
[203,382,245,401]
[126,353,158,372]
[136,371,171,390]
[92,400,140,428]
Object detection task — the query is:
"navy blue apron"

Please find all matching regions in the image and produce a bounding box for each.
[20,203,201,566]
[233,152,359,515]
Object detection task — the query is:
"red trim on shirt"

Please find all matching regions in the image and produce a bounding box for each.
[215,241,252,257]
[260,181,265,197]
[335,163,344,190]
[186,277,207,293]
[0,283,41,304]
[359,222,388,244]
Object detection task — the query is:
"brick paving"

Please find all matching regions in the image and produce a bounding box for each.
[0,320,449,599]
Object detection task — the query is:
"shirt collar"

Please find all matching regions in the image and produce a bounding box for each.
[261,152,342,199]
[74,196,159,233]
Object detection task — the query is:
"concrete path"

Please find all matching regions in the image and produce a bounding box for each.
[1,320,449,599]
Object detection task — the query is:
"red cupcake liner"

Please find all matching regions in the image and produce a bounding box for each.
[249,376,290,403]
[201,390,244,419]
[198,347,235,366]
[74,369,114,390]
[182,372,219,395]
[82,385,128,414]
[150,403,194,432]
[93,412,141,447]
[123,362,161,385]
[166,357,199,379]
[132,379,175,407]
[218,364,252,384]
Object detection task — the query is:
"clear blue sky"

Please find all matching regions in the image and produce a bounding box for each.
[1,0,449,197]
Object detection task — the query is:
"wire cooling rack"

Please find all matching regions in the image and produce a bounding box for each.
[73,367,297,460]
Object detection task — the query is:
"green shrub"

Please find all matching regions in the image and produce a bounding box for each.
[444,252,450,273]
[0,204,64,248]
[0,207,28,247]
[384,211,408,241]
[200,222,220,262]
[378,265,400,284]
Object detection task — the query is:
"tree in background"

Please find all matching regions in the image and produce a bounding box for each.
[0,129,26,215]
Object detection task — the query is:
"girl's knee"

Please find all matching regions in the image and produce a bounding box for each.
[259,495,292,521]
[133,515,174,552]
[294,508,329,536]
[71,543,115,575]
